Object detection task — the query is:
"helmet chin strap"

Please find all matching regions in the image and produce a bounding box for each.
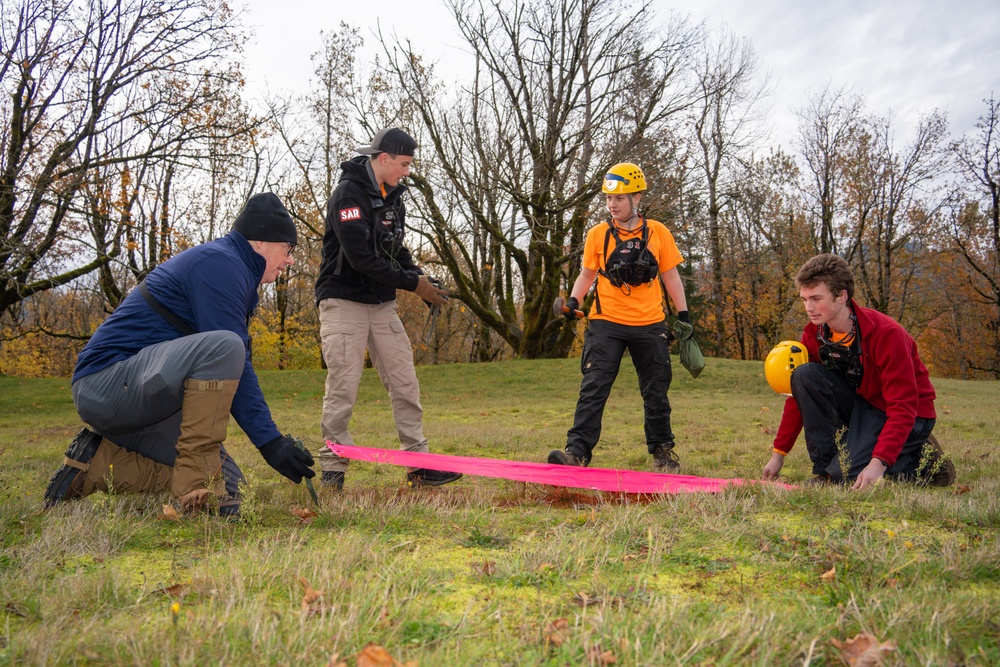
[613,194,640,227]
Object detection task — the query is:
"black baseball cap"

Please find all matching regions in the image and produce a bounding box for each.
[356,127,417,157]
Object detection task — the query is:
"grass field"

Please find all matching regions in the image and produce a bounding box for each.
[1,356,998,665]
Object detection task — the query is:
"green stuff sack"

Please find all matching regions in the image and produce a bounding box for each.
[672,320,706,379]
[679,336,706,378]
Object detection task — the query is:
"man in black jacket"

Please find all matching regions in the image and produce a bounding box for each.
[315,127,460,489]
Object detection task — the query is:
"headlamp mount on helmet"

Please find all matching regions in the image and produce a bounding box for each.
[602,162,647,195]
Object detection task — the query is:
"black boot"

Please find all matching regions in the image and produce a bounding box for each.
[406,468,462,487]
[321,470,345,490]
[44,428,102,506]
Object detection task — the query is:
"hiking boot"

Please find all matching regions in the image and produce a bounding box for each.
[921,435,956,487]
[406,468,462,487]
[44,428,103,507]
[547,449,585,466]
[321,470,345,491]
[218,497,241,521]
[651,445,680,472]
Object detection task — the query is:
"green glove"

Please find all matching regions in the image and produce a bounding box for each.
[671,320,705,378]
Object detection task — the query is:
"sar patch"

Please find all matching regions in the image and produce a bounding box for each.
[340,207,361,222]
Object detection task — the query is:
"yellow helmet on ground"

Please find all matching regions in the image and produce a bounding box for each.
[765,340,808,395]
[602,163,647,194]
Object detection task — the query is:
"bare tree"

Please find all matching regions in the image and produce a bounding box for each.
[690,27,769,356]
[795,85,864,255]
[382,0,700,358]
[949,94,1000,376]
[267,24,366,241]
[727,149,811,357]
[1,0,244,319]
[840,111,950,317]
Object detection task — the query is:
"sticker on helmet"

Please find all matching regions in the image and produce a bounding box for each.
[604,179,618,191]
[340,207,361,222]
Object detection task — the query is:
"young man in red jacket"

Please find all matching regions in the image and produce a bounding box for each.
[762,253,955,490]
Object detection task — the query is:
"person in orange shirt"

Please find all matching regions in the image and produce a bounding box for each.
[548,163,692,471]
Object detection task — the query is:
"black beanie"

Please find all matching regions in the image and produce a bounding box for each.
[232,193,298,245]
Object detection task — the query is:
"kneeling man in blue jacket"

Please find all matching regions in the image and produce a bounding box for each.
[44,193,315,516]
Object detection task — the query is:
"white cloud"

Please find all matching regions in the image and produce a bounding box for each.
[238,0,1000,144]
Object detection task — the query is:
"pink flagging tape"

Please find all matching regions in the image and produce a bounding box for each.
[326,443,796,494]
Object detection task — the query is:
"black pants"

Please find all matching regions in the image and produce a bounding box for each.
[791,362,935,482]
[566,319,674,463]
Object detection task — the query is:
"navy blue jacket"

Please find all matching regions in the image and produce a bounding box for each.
[315,156,422,304]
[73,231,281,446]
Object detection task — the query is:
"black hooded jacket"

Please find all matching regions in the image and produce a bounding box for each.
[315,156,422,304]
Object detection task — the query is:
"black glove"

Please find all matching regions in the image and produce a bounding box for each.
[564,296,580,320]
[259,435,316,483]
[677,310,691,324]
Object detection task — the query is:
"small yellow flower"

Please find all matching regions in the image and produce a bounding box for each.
[904,541,914,548]
[885,529,896,539]
[171,601,180,626]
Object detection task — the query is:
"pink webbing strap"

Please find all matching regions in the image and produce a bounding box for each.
[327,443,795,494]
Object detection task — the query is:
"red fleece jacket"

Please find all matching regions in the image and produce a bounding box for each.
[773,301,936,465]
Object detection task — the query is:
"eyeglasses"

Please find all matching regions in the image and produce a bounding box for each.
[284,243,296,257]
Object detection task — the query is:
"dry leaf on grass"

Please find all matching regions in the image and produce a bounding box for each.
[820,566,837,580]
[292,507,318,522]
[954,484,972,495]
[480,560,496,576]
[623,545,650,562]
[355,643,415,667]
[543,618,570,647]
[586,644,618,665]
[154,583,186,598]
[830,632,896,666]
[299,576,325,616]
[159,504,181,521]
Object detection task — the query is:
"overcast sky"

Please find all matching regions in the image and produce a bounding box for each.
[239,0,999,149]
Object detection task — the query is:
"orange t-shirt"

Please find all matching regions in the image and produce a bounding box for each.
[583,218,684,326]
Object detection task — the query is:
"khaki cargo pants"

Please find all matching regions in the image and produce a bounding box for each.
[318,298,430,473]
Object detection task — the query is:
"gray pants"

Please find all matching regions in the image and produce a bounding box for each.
[318,298,430,473]
[72,331,246,497]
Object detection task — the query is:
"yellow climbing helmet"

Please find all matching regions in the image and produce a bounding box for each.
[765,340,808,396]
[602,162,647,194]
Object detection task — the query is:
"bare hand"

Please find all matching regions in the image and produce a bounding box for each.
[852,459,886,491]
[762,452,785,481]
[414,275,448,307]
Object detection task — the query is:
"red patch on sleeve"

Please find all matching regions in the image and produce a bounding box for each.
[339,207,361,222]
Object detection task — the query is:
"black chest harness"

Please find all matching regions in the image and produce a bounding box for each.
[372,194,407,270]
[593,217,660,314]
[817,314,864,389]
[600,218,659,288]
